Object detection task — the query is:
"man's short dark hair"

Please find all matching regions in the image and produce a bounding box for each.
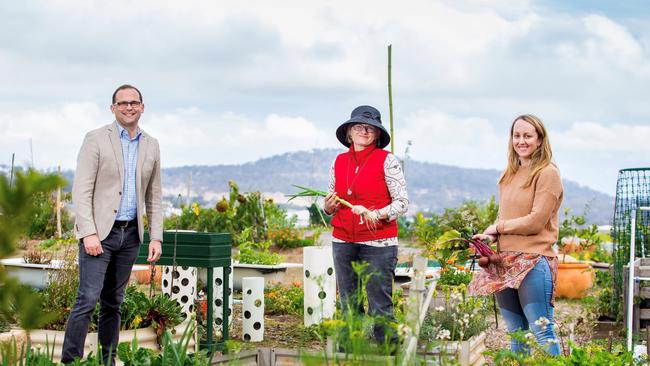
[112,84,143,104]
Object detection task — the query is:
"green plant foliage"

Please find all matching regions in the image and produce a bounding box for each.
[145,294,185,344]
[165,180,316,251]
[164,180,269,245]
[307,202,331,227]
[413,198,498,246]
[422,230,473,270]
[488,330,644,365]
[38,245,80,331]
[437,265,473,287]
[267,210,319,249]
[38,232,77,251]
[581,269,616,320]
[0,322,210,365]
[0,318,9,333]
[0,170,64,331]
[236,227,283,265]
[120,286,150,331]
[397,216,413,239]
[265,283,304,315]
[558,208,613,264]
[27,191,72,239]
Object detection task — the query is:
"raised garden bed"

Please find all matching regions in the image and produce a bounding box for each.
[232,262,302,291]
[29,321,194,363]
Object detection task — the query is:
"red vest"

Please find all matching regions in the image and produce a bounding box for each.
[332,145,398,242]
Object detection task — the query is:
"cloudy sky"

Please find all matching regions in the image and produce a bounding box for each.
[2,0,649,195]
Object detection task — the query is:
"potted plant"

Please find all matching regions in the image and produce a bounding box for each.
[555,209,594,299]
[29,285,189,361]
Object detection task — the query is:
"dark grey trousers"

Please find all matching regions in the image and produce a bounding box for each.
[61,224,140,366]
[332,242,398,344]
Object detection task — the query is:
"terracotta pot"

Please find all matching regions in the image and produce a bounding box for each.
[134,265,162,285]
[556,262,594,299]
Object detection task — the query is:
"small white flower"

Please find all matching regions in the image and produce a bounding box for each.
[450,292,463,301]
[435,306,444,312]
[397,324,412,337]
[436,329,451,340]
[525,332,536,342]
[534,317,550,331]
[547,338,558,344]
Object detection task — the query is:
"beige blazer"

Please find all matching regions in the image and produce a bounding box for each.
[72,122,163,243]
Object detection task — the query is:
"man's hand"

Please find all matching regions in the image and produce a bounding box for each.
[148,240,162,262]
[83,234,103,256]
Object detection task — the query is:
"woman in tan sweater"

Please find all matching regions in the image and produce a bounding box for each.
[468,114,563,355]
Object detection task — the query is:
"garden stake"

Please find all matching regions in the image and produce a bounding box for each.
[647,325,649,358]
[608,330,613,352]
[493,294,499,329]
[387,44,395,154]
[9,153,14,188]
[170,193,182,294]
[645,325,650,358]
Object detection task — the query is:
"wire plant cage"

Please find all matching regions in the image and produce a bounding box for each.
[612,168,650,318]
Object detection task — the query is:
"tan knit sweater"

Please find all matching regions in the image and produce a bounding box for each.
[496,164,563,257]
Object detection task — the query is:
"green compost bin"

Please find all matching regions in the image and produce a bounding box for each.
[136,231,232,352]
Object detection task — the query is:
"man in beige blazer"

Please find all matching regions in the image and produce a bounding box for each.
[62,84,162,366]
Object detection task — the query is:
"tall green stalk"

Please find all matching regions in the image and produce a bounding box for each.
[388,44,394,154]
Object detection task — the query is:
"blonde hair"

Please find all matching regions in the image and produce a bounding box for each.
[498,114,553,188]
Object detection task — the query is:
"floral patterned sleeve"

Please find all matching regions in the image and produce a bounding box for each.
[322,160,336,215]
[328,159,335,194]
[378,153,409,222]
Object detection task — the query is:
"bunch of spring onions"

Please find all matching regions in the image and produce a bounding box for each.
[287,185,380,226]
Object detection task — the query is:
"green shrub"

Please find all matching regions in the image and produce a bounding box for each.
[420,286,489,342]
[265,283,304,315]
[437,265,473,287]
[235,227,283,265]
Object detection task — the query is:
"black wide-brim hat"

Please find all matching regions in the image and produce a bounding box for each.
[336,105,391,149]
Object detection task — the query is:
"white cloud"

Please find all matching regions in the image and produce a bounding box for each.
[2,1,650,196]
[395,109,505,170]
[0,103,102,168]
[0,103,336,169]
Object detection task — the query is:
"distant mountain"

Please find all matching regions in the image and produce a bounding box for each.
[2,149,615,224]
[160,149,614,225]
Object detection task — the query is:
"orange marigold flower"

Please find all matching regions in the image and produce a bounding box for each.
[446,259,455,265]
[455,265,465,271]
[440,268,448,273]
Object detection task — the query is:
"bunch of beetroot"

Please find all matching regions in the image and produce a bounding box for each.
[450,237,502,268]
[471,238,502,268]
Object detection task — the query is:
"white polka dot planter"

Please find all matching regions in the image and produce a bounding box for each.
[303,246,336,327]
[212,262,234,333]
[241,277,264,342]
[162,265,197,318]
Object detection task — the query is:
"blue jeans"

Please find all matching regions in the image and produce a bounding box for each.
[61,223,140,366]
[495,257,560,355]
[332,242,398,344]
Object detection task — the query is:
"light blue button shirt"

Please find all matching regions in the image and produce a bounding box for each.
[115,122,142,221]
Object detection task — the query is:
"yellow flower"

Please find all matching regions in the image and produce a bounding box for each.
[130,315,142,329]
[191,202,200,216]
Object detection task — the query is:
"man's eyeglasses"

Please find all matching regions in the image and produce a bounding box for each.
[114,101,142,109]
[351,124,377,134]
